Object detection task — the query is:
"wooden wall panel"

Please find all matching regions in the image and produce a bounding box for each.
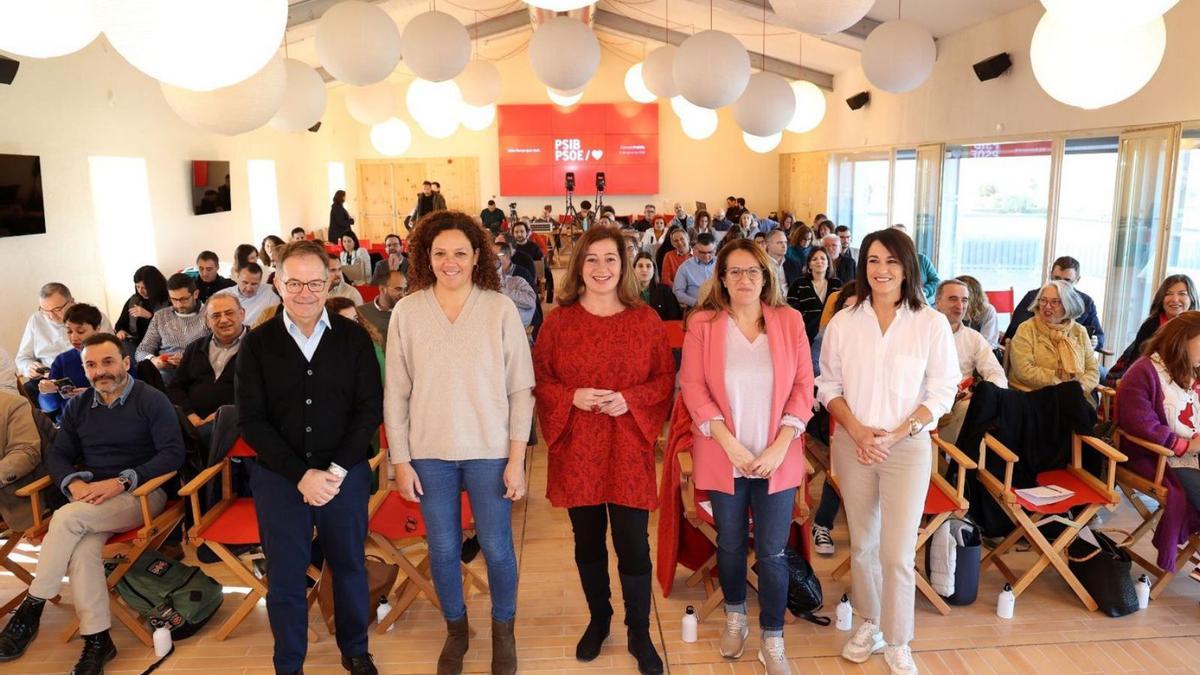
[778,151,829,224]
[356,157,481,239]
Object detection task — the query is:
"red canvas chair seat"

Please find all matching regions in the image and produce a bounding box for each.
[368,491,472,540]
[923,484,958,515]
[197,497,260,545]
[1015,470,1108,514]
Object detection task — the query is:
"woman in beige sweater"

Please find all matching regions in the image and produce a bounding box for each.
[1008,279,1099,393]
[383,211,534,675]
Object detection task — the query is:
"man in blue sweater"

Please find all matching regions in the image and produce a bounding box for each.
[0,333,184,675]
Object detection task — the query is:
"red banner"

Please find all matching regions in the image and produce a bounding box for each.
[497,103,659,196]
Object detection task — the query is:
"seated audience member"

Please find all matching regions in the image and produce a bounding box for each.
[722,195,743,223]
[734,212,758,240]
[233,243,259,276]
[955,275,1000,348]
[934,280,1008,443]
[766,229,803,287]
[480,200,507,235]
[636,203,657,232]
[1008,280,1099,394]
[339,231,372,285]
[756,212,778,234]
[0,346,15,394]
[511,220,553,302]
[16,283,112,402]
[660,228,691,287]
[1108,274,1198,385]
[787,247,842,341]
[0,390,42,532]
[634,252,682,321]
[835,225,858,265]
[711,208,734,232]
[822,234,856,285]
[167,294,246,447]
[194,250,236,303]
[672,202,694,230]
[689,209,713,242]
[326,297,386,375]
[1114,311,1200,575]
[673,233,717,309]
[814,217,832,238]
[752,231,767,249]
[214,263,281,326]
[135,273,208,384]
[0,334,184,673]
[369,234,409,284]
[114,266,169,353]
[787,224,816,265]
[493,233,537,289]
[358,270,407,340]
[325,255,365,305]
[532,204,554,224]
[890,224,940,303]
[260,235,286,276]
[37,303,105,415]
[290,227,307,242]
[641,216,668,255]
[494,242,538,328]
[1004,255,1105,348]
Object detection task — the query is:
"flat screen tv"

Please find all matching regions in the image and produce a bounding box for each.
[191,160,231,215]
[0,153,46,238]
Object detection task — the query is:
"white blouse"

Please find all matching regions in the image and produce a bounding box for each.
[816,299,959,433]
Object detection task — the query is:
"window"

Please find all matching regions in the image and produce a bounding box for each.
[1167,127,1200,282]
[892,148,917,232]
[89,157,155,310]
[1053,137,1119,319]
[247,159,280,245]
[939,141,1053,296]
[831,151,889,246]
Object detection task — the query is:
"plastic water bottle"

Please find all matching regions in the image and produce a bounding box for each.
[681,605,698,643]
[1135,574,1151,609]
[153,625,172,658]
[997,583,1015,619]
[376,597,394,632]
[835,594,853,631]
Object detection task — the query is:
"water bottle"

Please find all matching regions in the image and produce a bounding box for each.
[835,594,853,631]
[153,624,173,658]
[681,605,698,643]
[376,596,394,632]
[997,583,1015,619]
[1135,574,1151,609]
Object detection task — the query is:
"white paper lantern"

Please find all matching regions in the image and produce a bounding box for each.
[774,0,874,35]
[673,30,750,109]
[269,59,328,132]
[344,82,397,126]
[316,0,402,86]
[460,103,496,131]
[732,72,796,137]
[547,87,584,107]
[528,17,600,92]
[0,0,100,59]
[743,131,782,153]
[785,80,826,133]
[861,20,936,94]
[624,63,656,104]
[1040,0,1178,28]
[642,45,679,98]
[400,11,471,82]
[406,78,463,136]
[1031,12,1166,110]
[456,60,503,106]
[162,55,287,135]
[670,94,706,121]
[103,0,286,91]
[371,118,413,156]
[525,0,595,11]
[680,109,718,140]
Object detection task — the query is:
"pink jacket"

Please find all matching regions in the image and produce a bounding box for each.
[679,304,814,495]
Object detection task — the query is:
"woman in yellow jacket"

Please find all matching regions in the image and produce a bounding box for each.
[1007,279,1099,393]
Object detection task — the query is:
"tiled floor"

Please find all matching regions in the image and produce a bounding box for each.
[4,442,1200,674]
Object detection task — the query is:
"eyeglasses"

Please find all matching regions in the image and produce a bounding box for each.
[1037,298,1062,307]
[39,300,70,317]
[725,267,764,281]
[282,279,328,294]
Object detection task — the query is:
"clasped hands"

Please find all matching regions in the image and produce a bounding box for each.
[68,478,126,505]
[849,424,907,465]
[573,388,628,416]
[723,438,788,479]
[298,468,343,506]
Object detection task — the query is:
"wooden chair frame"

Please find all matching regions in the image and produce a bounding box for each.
[0,522,37,615]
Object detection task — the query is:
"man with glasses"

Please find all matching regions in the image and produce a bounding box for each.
[168,293,246,447]
[237,240,383,675]
[357,270,407,340]
[1003,255,1105,348]
[325,255,364,305]
[213,263,280,327]
[673,233,718,309]
[369,234,408,285]
[493,242,537,328]
[835,225,858,265]
[15,282,111,401]
[135,274,208,385]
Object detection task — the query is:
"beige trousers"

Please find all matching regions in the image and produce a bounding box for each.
[831,428,930,646]
[30,489,167,634]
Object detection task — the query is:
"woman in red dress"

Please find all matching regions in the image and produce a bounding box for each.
[533,225,675,674]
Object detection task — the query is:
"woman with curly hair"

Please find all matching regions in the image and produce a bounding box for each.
[382,211,533,675]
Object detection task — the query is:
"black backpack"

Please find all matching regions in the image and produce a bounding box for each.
[785,547,831,626]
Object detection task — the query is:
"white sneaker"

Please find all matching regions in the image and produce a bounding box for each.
[758,636,793,675]
[812,524,836,556]
[719,611,749,658]
[884,644,918,675]
[841,621,885,663]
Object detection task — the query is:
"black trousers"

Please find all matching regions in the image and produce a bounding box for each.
[567,503,651,576]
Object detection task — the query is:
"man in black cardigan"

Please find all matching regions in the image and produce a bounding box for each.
[168,294,245,448]
[236,241,383,675]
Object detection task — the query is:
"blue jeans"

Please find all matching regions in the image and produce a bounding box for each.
[708,478,796,632]
[411,458,518,622]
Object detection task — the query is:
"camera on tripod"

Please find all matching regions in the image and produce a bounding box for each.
[508,202,518,222]
[596,172,606,193]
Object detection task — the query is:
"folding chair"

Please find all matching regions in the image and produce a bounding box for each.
[356,285,380,303]
[15,471,184,646]
[0,519,37,615]
[976,432,1126,611]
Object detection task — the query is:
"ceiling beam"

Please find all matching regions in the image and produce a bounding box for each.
[674,0,880,50]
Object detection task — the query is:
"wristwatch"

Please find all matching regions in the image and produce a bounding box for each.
[907,416,923,437]
[115,475,132,491]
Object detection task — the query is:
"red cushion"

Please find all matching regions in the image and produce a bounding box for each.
[105,500,183,544]
[356,285,380,302]
[1014,469,1109,514]
[229,437,256,458]
[369,491,472,540]
[198,498,261,545]
[923,482,957,515]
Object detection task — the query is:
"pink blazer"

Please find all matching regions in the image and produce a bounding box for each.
[679,304,815,495]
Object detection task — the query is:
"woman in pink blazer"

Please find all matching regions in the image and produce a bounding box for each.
[680,238,814,675]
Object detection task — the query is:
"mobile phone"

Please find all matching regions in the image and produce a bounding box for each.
[33,365,50,375]
[52,378,75,389]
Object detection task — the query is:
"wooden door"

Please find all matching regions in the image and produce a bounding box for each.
[357,157,481,238]
[356,161,395,243]
[779,151,828,223]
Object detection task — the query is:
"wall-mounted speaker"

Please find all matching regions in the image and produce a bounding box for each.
[0,57,18,86]
[973,52,1012,82]
[845,91,870,110]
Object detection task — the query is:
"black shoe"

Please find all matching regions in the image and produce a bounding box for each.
[575,561,612,662]
[71,630,117,675]
[341,653,378,675]
[620,573,663,675]
[460,535,480,564]
[0,595,45,661]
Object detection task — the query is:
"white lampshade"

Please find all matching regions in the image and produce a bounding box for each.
[624,64,656,104]
[161,55,287,135]
[406,78,463,134]
[0,0,100,59]
[460,103,496,131]
[733,72,796,137]
[400,11,471,82]
[743,131,782,153]
[316,0,402,86]
[269,59,328,132]
[774,0,874,35]
[680,109,718,140]
[1040,0,1179,28]
[670,94,705,121]
[861,20,937,94]
[456,60,503,106]
[547,86,584,107]
[103,0,286,91]
[528,17,600,91]
[1031,12,1166,110]
[785,80,826,133]
[673,30,750,109]
[371,118,413,156]
[344,82,397,126]
[525,0,596,10]
[642,45,679,98]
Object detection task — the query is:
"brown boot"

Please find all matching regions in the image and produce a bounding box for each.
[437,616,469,675]
[491,618,517,675]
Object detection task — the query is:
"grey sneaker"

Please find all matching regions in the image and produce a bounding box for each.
[812,524,836,556]
[758,636,793,675]
[884,644,918,675]
[719,611,749,659]
[841,621,884,663]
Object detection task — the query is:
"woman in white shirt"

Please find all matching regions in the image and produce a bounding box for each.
[339,231,372,285]
[816,228,958,675]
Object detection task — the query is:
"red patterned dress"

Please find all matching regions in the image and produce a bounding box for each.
[533,302,675,510]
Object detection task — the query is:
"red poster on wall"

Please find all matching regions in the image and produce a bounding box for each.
[497,103,659,196]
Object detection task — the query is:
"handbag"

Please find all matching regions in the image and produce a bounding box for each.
[1067,528,1138,618]
[784,547,831,626]
[316,555,400,629]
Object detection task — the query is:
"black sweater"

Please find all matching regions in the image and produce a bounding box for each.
[236,312,383,483]
[168,334,238,418]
